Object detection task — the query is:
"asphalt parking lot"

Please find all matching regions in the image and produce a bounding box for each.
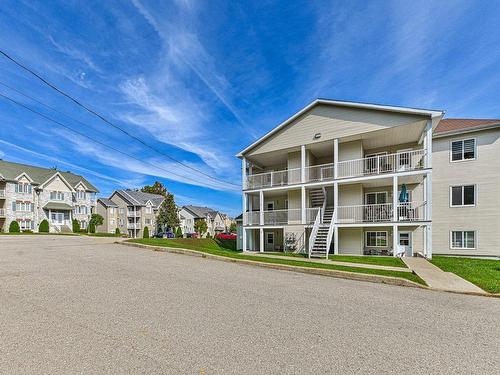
[1,235,499,374]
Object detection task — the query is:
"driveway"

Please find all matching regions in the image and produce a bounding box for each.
[1,235,499,374]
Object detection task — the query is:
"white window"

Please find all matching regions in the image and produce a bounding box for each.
[80,221,87,229]
[451,139,475,162]
[146,206,152,214]
[365,192,387,205]
[19,220,33,230]
[119,208,125,214]
[450,185,475,207]
[365,231,388,247]
[450,231,476,249]
[76,191,86,200]
[13,201,33,212]
[145,219,151,225]
[15,183,32,194]
[119,218,124,226]
[50,191,64,201]
[110,219,115,225]
[266,201,275,210]
[109,207,115,214]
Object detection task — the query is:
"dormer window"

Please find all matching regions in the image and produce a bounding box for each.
[76,191,86,200]
[15,183,32,194]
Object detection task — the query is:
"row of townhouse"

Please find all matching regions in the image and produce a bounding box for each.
[178,205,234,237]
[0,160,98,233]
[237,99,500,258]
[96,190,165,238]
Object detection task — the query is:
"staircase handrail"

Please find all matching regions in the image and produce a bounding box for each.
[292,231,306,254]
[308,208,322,258]
[325,211,335,258]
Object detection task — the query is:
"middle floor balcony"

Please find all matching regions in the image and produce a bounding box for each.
[336,201,428,224]
[244,207,321,226]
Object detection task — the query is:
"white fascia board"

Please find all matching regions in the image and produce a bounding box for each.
[39,172,76,192]
[237,99,445,158]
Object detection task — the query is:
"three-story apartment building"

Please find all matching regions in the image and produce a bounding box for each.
[0,160,98,233]
[96,190,164,238]
[238,99,441,258]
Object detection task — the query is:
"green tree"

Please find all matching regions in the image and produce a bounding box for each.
[194,220,207,236]
[72,219,80,233]
[175,227,183,238]
[115,227,120,235]
[88,221,96,234]
[143,226,149,238]
[9,221,20,233]
[89,214,104,229]
[141,181,168,196]
[157,193,179,231]
[229,222,237,233]
[39,219,49,233]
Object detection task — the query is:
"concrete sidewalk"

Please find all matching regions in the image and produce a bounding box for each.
[250,253,412,272]
[402,257,485,293]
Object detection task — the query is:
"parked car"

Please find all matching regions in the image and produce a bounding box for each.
[186,232,198,238]
[216,232,237,240]
[152,232,175,239]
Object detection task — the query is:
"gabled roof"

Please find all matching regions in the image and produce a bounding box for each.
[0,159,99,192]
[434,118,500,136]
[181,205,216,219]
[98,198,118,208]
[237,98,444,157]
[113,189,164,207]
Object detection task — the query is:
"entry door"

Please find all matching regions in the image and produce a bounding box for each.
[51,212,64,224]
[265,232,275,251]
[399,232,412,257]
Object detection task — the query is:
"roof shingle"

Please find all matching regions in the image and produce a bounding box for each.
[435,119,500,134]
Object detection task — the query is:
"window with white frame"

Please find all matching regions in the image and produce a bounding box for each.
[50,191,65,201]
[365,192,387,205]
[450,185,475,206]
[119,208,125,214]
[19,220,34,230]
[15,182,32,194]
[110,219,115,225]
[109,207,115,214]
[365,231,388,247]
[76,190,86,200]
[12,201,33,212]
[451,139,475,162]
[451,231,475,249]
[145,218,151,225]
[146,206,152,214]
[80,221,87,229]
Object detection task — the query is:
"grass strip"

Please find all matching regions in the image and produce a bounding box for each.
[129,238,425,285]
[431,256,500,293]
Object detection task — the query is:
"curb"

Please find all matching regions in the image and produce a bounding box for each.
[118,241,428,290]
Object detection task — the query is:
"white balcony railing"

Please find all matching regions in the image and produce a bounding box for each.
[0,189,5,198]
[244,168,301,190]
[305,207,321,223]
[243,211,260,226]
[305,163,334,183]
[0,208,5,216]
[337,149,426,179]
[244,209,315,226]
[127,210,141,217]
[127,223,141,229]
[337,203,393,223]
[397,201,427,221]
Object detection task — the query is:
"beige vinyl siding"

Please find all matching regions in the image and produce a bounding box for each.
[338,227,363,254]
[432,128,500,256]
[247,105,426,156]
[339,184,363,206]
[338,140,363,161]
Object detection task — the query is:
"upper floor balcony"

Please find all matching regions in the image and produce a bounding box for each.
[243,149,426,190]
[127,210,141,217]
[0,208,5,217]
[0,189,5,198]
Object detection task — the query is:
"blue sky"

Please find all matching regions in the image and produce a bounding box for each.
[1,0,499,217]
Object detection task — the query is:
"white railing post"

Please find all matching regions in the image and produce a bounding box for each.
[333,139,338,179]
[393,175,398,222]
[308,209,321,258]
[301,145,306,183]
[425,120,432,169]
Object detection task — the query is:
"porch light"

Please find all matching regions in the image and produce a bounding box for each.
[313,133,321,139]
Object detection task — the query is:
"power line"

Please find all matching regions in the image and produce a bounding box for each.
[0,92,237,190]
[0,49,240,187]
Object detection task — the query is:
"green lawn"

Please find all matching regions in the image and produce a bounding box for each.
[430,256,500,294]
[128,238,425,285]
[87,232,124,238]
[264,252,406,268]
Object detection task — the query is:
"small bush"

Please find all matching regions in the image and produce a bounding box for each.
[175,227,183,238]
[143,226,149,239]
[215,238,236,251]
[89,221,96,234]
[206,233,212,238]
[9,221,20,233]
[72,219,80,233]
[22,229,33,234]
[115,227,120,235]
[39,219,49,233]
[79,228,89,234]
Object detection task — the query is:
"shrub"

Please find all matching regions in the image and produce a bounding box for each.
[175,227,183,238]
[9,221,20,233]
[22,230,33,234]
[215,238,236,251]
[72,219,80,233]
[115,227,120,235]
[89,221,96,234]
[143,226,149,239]
[39,219,49,233]
[79,228,88,234]
[206,233,212,238]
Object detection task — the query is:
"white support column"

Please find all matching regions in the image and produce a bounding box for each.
[392,175,398,222]
[259,190,264,225]
[259,228,264,253]
[242,228,247,252]
[426,171,432,222]
[426,224,433,259]
[423,224,428,257]
[301,186,306,224]
[300,145,306,183]
[393,224,398,257]
[242,192,247,223]
[425,120,432,168]
[241,157,247,189]
[333,182,338,221]
[334,226,339,255]
[333,139,339,179]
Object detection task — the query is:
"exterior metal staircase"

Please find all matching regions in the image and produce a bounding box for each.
[309,207,334,258]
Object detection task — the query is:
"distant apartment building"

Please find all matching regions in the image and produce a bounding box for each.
[178,205,233,237]
[96,190,164,238]
[237,99,500,258]
[0,159,98,233]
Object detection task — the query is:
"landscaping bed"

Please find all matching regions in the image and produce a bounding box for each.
[128,238,425,285]
[430,256,500,294]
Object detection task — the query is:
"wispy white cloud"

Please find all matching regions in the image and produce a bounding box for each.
[48,35,103,73]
